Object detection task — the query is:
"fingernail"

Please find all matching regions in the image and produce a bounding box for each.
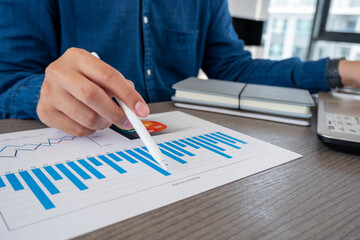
[122,119,133,130]
[135,101,149,117]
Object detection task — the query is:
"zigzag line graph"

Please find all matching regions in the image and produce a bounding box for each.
[0,136,76,158]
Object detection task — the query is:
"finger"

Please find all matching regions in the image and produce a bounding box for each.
[40,109,95,137]
[104,79,135,98]
[52,91,111,130]
[127,80,135,89]
[62,48,149,117]
[53,69,129,128]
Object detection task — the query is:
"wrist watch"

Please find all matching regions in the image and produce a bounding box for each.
[326,58,344,89]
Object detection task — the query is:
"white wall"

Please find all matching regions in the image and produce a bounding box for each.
[227,0,270,21]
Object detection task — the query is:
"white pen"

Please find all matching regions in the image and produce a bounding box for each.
[91,52,167,170]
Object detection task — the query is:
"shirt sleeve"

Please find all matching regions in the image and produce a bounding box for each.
[202,0,331,94]
[0,0,59,119]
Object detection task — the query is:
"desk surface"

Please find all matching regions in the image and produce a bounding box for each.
[1,101,359,240]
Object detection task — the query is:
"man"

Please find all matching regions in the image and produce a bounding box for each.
[0,0,359,137]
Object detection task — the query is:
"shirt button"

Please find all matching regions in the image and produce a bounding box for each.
[143,16,148,24]
[146,69,151,76]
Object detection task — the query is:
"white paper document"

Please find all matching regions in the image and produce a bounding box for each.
[0,111,301,239]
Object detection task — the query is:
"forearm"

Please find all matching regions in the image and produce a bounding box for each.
[0,73,44,119]
[0,0,59,119]
[205,55,331,93]
[236,57,330,93]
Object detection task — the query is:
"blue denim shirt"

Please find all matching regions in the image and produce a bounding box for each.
[0,0,330,119]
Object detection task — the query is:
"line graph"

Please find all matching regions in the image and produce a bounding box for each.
[0,136,76,158]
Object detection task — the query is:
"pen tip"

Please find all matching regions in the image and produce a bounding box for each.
[160,162,167,170]
[154,155,167,170]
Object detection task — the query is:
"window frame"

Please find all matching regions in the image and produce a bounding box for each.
[306,0,360,60]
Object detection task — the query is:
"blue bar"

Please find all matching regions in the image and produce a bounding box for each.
[134,148,157,163]
[192,137,225,151]
[107,153,122,162]
[56,164,88,190]
[78,159,105,179]
[19,171,55,210]
[179,139,200,149]
[158,143,184,156]
[158,148,187,164]
[165,142,195,156]
[205,134,241,149]
[98,155,127,174]
[116,151,138,164]
[186,138,232,159]
[198,135,217,144]
[126,150,171,176]
[88,157,103,166]
[172,140,186,147]
[32,168,60,195]
[210,133,236,143]
[44,166,63,180]
[5,173,24,191]
[0,177,5,188]
[67,162,92,180]
[216,132,247,144]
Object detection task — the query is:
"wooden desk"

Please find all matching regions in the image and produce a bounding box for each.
[1,102,359,239]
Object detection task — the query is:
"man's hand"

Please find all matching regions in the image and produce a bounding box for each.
[339,59,360,88]
[37,47,149,137]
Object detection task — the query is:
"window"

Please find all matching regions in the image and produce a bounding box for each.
[263,0,317,60]
[312,41,360,61]
[326,15,358,33]
[272,18,287,34]
[307,0,360,60]
[317,47,324,58]
[296,19,312,35]
[293,47,307,59]
[269,43,283,59]
[350,0,360,7]
[272,0,287,6]
[293,0,316,7]
[265,0,360,61]
[340,47,351,59]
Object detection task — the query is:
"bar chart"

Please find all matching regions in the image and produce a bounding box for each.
[0,131,246,211]
[0,111,301,240]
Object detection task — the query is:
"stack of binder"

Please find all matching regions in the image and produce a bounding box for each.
[172,77,315,126]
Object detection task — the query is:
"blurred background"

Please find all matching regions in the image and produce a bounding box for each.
[227,0,360,61]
